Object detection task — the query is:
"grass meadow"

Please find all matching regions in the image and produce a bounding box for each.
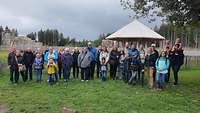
[0,50,200,113]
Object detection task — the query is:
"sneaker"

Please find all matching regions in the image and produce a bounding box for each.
[81,80,84,82]
[86,80,89,82]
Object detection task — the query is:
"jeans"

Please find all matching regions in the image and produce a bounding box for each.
[63,67,71,81]
[101,70,106,81]
[119,64,125,81]
[48,74,55,85]
[10,68,19,83]
[156,73,167,89]
[128,70,137,85]
[25,65,33,80]
[35,69,42,82]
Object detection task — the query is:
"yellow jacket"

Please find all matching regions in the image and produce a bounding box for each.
[47,63,57,74]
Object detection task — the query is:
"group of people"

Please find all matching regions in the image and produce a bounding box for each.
[7,39,184,90]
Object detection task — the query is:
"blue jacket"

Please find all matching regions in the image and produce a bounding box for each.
[88,47,97,61]
[44,51,58,63]
[128,48,139,56]
[155,57,170,74]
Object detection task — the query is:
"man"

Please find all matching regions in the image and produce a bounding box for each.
[8,47,19,84]
[151,43,159,82]
[23,48,34,81]
[96,46,102,78]
[87,42,97,80]
[126,44,140,84]
[72,47,80,79]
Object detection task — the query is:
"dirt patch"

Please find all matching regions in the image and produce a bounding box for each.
[61,107,75,113]
[0,104,8,113]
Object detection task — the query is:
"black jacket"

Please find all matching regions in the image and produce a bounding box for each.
[72,52,80,66]
[23,51,35,66]
[171,50,184,66]
[8,52,18,69]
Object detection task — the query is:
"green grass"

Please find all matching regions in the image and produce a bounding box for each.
[0,51,200,113]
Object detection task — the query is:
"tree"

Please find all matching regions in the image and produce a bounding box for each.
[120,0,200,26]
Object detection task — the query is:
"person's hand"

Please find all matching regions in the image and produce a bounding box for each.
[8,65,11,69]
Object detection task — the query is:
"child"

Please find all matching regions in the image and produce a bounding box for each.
[47,58,57,85]
[101,57,107,81]
[119,50,126,82]
[155,51,170,90]
[34,53,43,83]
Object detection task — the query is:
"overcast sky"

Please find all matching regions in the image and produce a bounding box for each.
[0,0,161,40]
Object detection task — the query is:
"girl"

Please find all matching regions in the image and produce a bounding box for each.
[101,57,107,81]
[155,51,170,90]
[47,58,57,85]
[34,53,43,83]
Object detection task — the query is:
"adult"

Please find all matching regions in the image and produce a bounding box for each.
[78,48,92,81]
[151,44,159,82]
[16,50,27,82]
[96,46,102,78]
[61,48,73,82]
[23,48,34,81]
[8,47,18,83]
[145,47,157,88]
[109,46,120,80]
[171,44,184,85]
[87,42,97,80]
[127,44,140,85]
[72,47,80,79]
[58,48,64,79]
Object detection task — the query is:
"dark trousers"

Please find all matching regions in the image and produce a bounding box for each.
[63,67,71,80]
[10,68,19,83]
[81,67,90,80]
[110,64,118,80]
[172,64,181,85]
[20,71,27,82]
[58,64,62,79]
[48,74,55,85]
[96,61,100,78]
[90,61,96,80]
[73,65,79,79]
[25,65,32,80]
[166,65,171,82]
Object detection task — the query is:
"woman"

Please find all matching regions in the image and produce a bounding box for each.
[16,50,27,82]
[171,44,184,85]
[109,46,120,80]
[138,45,145,86]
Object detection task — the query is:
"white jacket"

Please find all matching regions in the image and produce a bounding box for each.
[99,51,109,64]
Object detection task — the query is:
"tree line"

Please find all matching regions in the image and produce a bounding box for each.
[155,23,200,48]
[26,29,111,47]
